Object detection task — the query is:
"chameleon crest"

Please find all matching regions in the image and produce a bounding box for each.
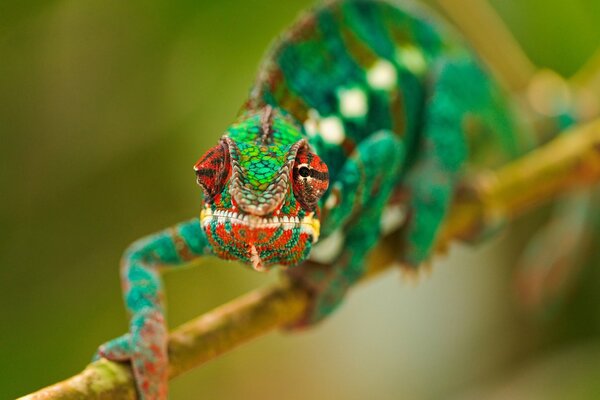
[194,107,329,271]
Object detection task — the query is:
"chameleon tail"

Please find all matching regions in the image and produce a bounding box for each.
[514,189,595,319]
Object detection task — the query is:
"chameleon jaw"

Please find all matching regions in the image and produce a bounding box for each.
[200,207,320,271]
[200,207,320,242]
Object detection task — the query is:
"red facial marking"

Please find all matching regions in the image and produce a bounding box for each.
[194,140,231,202]
[145,361,156,375]
[271,227,294,249]
[292,146,329,210]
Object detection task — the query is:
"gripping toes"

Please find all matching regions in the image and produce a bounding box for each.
[96,333,132,361]
[285,260,350,328]
[96,309,168,400]
[130,309,169,400]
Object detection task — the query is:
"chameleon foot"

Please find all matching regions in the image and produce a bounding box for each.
[285,261,351,329]
[97,309,168,400]
[95,333,131,361]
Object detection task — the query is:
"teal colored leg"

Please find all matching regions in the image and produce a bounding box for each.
[287,130,405,327]
[96,218,209,400]
[400,58,489,267]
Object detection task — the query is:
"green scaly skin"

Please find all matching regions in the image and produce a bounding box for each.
[96,1,543,398]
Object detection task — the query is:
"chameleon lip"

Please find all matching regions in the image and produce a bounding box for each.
[200,207,320,242]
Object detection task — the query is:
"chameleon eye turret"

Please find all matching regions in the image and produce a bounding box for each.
[194,107,326,271]
[193,139,231,203]
[292,144,329,211]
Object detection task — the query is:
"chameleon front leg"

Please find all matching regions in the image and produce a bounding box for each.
[400,56,499,267]
[96,218,209,400]
[287,130,405,327]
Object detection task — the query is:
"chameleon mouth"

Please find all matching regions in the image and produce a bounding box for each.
[200,207,320,271]
[200,208,320,241]
[201,208,318,233]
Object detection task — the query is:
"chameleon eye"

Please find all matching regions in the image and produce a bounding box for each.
[292,146,329,211]
[193,140,231,203]
[298,166,310,178]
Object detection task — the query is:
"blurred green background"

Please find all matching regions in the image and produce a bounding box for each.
[2,0,600,399]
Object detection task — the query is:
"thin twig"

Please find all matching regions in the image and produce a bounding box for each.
[20,118,600,400]
[441,119,600,243]
[571,49,600,93]
[570,49,600,120]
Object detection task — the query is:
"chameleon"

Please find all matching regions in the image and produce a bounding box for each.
[95,0,574,398]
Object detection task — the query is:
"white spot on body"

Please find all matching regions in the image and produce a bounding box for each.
[324,191,338,210]
[367,59,398,90]
[380,204,407,235]
[303,109,320,137]
[337,87,368,118]
[319,116,346,144]
[302,109,345,145]
[309,229,345,264]
[396,45,427,74]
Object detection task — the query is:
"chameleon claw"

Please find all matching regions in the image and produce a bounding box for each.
[96,333,132,362]
[96,311,168,399]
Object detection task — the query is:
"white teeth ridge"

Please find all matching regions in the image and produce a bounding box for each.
[201,208,315,233]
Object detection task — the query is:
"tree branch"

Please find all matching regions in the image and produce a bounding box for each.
[20,118,600,400]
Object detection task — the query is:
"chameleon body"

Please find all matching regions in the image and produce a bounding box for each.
[97,1,538,398]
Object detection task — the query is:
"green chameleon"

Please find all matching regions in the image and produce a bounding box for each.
[96,0,573,398]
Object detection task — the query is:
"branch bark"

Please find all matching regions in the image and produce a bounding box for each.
[20,118,600,400]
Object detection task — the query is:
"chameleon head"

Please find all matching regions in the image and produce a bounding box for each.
[194,107,329,271]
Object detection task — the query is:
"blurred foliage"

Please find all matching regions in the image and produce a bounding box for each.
[1,1,599,399]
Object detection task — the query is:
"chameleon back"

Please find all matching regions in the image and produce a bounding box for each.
[246,0,534,181]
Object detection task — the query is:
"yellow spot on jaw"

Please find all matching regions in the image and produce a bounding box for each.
[338,87,368,118]
[311,218,321,243]
[397,45,426,74]
[367,59,398,90]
